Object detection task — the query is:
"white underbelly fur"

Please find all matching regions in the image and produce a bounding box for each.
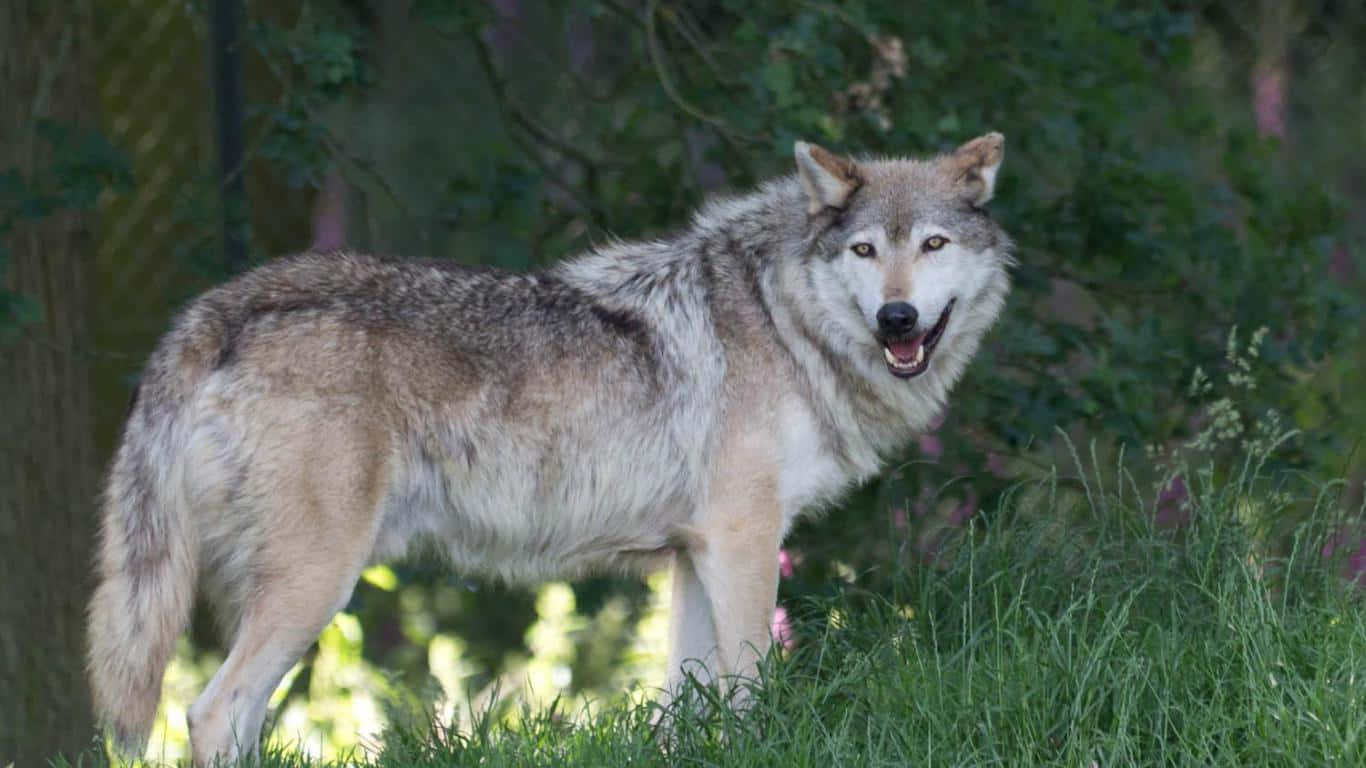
[372,416,700,583]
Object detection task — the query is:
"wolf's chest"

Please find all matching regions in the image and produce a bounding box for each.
[774,397,869,531]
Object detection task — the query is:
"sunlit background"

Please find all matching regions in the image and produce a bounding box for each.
[147,568,675,762]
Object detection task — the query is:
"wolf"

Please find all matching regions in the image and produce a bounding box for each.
[87,133,1011,764]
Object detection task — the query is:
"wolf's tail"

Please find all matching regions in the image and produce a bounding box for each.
[87,336,208,755]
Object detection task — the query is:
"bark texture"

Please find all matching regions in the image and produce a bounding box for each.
[0,1,100,763]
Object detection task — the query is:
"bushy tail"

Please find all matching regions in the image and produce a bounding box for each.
[87,375,200,755]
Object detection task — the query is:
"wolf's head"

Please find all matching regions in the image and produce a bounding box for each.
[792,135,1012,385]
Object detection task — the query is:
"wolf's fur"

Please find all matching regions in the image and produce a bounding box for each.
[88,135,1012,764]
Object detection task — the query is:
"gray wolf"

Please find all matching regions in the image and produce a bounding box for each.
[87,134,1012,764]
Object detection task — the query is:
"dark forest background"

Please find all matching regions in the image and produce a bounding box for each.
[2,0,1364,763]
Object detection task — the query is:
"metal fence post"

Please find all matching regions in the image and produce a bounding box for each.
[208,0,248,273]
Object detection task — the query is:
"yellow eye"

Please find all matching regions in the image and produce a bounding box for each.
[923,236,949,251]
[851,242,875,257]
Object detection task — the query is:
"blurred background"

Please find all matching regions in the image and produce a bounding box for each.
[2,0,1363,763]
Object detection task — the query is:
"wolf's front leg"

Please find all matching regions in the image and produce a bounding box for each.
[689,520,781,704]
[660,528,780,720]
[686,463,782,706]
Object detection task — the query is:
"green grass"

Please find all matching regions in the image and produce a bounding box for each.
[94,454,1366,768]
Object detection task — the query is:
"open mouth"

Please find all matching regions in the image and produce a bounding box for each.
[880,298,956,378]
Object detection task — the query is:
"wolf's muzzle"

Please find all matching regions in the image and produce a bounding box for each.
[876,301,919,337]
[876,298,956,379]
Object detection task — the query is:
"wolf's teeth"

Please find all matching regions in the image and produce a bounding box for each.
[914,345,925,364]
[884,347,897,366]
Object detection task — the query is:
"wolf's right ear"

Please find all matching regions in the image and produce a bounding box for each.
[795,141,862,216]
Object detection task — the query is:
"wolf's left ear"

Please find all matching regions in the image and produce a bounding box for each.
[794,141,863,215]
[950,132,1004,207]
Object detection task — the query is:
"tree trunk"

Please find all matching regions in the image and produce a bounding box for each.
[0,2,100,763]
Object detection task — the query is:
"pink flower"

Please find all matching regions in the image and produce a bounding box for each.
[891,506,909,532]
[985,452,1009,478]
[1329,245,1355,281]
[949,489,978,526]
[917,433,943,460]
[1253,67,1286,139]
[1348,541,1366,585]
[778,549,795,579]
[1155,475,1189,529]
[771,605,795,649]
[1324,533,1366,585]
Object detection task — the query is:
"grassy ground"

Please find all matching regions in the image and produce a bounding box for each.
[89,452,1365,768]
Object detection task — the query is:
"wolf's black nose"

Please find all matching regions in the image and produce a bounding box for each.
[877,302,919,336]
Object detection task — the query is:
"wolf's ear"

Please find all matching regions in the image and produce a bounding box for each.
[794,141,862,215]
[950,132,1004,207]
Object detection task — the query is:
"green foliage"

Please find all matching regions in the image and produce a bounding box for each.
[0,120,130,340]
[249,7,375,190]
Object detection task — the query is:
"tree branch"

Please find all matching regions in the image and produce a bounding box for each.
[468,28,609,222]
[644,0,759,148]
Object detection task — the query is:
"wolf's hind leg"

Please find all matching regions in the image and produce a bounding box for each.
[188,590,347,766]
[664,552,720,701]
[187,423,385,766]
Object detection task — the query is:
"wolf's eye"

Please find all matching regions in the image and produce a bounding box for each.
[923,236,949,252]
[851,242,876,258]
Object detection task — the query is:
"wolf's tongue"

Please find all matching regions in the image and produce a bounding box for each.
[888,336,923,363]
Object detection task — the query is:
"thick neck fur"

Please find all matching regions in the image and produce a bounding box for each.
[554,175,1008,483]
